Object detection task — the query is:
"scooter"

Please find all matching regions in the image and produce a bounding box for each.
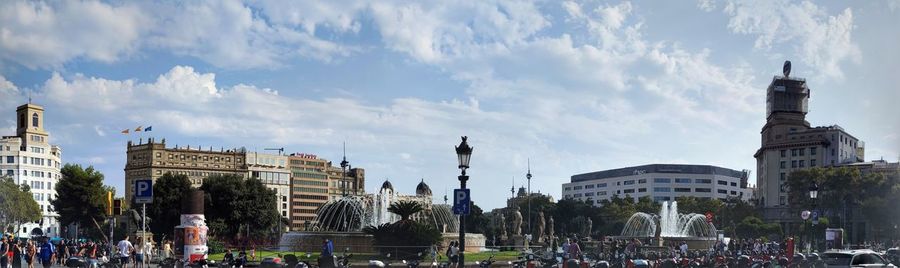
[368,253,393,268]
[403,253,423,268]
[474,255,494,268]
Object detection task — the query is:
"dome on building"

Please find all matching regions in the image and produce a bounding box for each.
[416,179,432,196]
[381,180,394,192]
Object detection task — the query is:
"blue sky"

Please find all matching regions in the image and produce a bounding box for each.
[1,0,898,210]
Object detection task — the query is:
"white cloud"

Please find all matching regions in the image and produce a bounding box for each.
[0,0,147,69]
[708,0,860,79]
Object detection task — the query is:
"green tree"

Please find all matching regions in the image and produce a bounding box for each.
[147,172,192,241]
[52,164,112,239]
[673,196,723,215]
[463,202,490,235]
[0,177,41,233]
[200,174,281,241]
[735,216,782,240]
[388,201,424,221]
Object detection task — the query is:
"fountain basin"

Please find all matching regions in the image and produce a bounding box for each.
[279,232,486,253]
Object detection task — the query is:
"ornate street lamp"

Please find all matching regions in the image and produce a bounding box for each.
[455,136,472,265]
[808,182,819,200]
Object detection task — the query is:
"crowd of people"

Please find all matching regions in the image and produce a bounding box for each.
[0,235,177,268]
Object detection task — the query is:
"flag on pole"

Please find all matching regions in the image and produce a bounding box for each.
[134,126,143,132]
[144,126,152,132]
[121,129,129,134]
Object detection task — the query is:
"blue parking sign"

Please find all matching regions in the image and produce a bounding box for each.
[135,179,153,204]
[453,189,470,215]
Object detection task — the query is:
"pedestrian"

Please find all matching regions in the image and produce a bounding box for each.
[0,237,9,268]
[12,240,22,268]
[569,239,582,261]
[250,246,256,262]
[38,238,54,268]
[117,236,134,268]
[448,241,459,268]
[24,240,34,268]
[161,240,172,261]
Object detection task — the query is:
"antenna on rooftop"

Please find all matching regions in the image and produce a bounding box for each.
[264,147,284,155]
[783,60,792,77]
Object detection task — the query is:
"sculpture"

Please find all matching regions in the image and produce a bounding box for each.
[512,207,523,236]
[584,217,593,237]
[548,216,555,237]
[497,213,507,239]
[535,211,545,243]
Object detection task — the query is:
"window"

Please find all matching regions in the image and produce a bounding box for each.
[730,191,737,195]
[584,192,594,197]
[779,196,786,205]
[780,172,786,181]
[799,148,805,156]
[717,189,727,194]
[799,160,805,168]
[791,160,797,168]
[695,188,711,193]
[717,180,727,185]
[791,149,798,157]
[831,148,835,156]
[623,180,635,185]
[674,178,691,183]
[654,178,671,183]
[653,196,671,202]
[638,179,647,184]
[730,182,736,187]
[696,179,712,184]
[638,188,647,193]
[598,191,607,196]
[573,185,583,190]
[623,189,635,194]
[780,161,786,169]
[564,187,571,191]
[32,113,38,127]
[810,147,817,155]
[6,156,13,163]
[584,184,595,189]
[674,188,691,192]
[597,183,607,187]
[653,187,670,192]
[780,150,786,157]
[810,159,817,167]
[573,193,582,198]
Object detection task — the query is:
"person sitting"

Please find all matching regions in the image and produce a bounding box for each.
[223,249,235,267]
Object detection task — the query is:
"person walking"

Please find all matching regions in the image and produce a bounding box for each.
[0,237,9,268]
[24,240,35,268]
[12,240,22,268]
[117,236,134,268]
[38,238,54,268]
[134,237,144,268]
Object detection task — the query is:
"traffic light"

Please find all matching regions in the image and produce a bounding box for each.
[113,199,123,215]
[107,191,113,216]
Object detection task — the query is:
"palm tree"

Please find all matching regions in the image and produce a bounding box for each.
[388,201,424,221]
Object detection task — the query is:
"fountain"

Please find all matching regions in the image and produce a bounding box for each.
[618,201,718,249]
[279,180,482,253]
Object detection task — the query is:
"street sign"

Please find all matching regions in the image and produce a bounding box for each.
[812,210,819,225]
[135,179,153,204]
[452,189,470,215]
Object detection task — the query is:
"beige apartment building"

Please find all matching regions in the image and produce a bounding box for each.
[124,139,247,202]
[287,153,365,230]
[245,152,292,222]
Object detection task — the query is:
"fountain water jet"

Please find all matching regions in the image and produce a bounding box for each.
[621,201,717,237]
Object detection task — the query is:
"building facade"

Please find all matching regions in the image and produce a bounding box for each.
[246,152,291,222]
[123,139,247,202]
[287,153,365,230]
[561,164,751,205]
[754,72,864,208]
[0,103,62,237]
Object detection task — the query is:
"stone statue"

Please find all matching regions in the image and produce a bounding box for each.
[512,207,523,236]
[584,217,593,237]
[535,211,545,243]
[548,216,555,237]
[497,213,507,239]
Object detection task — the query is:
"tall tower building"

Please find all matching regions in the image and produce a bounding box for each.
[0,103,62,237]
[754,62,864,227]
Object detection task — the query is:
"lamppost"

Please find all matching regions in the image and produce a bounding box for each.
[526,159,532,244]
[809,182,819,252]
[455,136,473,266]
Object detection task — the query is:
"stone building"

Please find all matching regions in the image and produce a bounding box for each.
[287,153,365,230]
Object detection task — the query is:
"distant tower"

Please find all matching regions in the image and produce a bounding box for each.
[17,104,50,148]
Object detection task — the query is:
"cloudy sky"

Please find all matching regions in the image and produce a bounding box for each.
[1,0,898,210]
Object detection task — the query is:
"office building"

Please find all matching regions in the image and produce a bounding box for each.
[561,164,751,205]
[287,153,365,230]
[246,152,291,224]
[0,103,62,237]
